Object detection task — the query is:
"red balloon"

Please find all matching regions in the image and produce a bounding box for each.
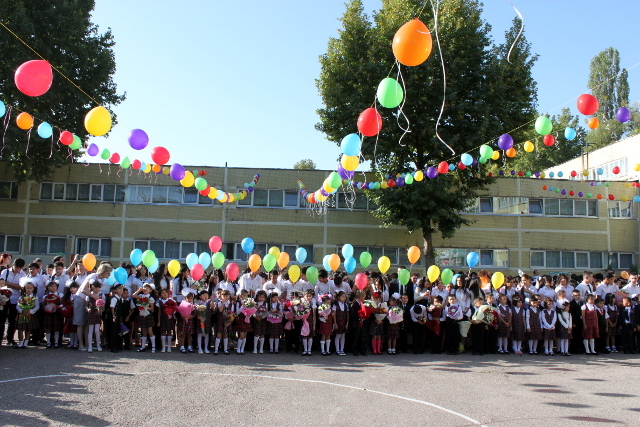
[577,94,599,115]
[132,159,141,170]
[109,153,120,164]
[357,107,382,137]
[209,236,223,253]
[517,171,524,177]
[387,179,396,188]
[488,172,493,177]
[59,131,73,145]
[596,194,603,200]
[199,186,210,196]
[570,170,577,177]
[14,60,53,97]
[569,190,575,196]
[355,272,368,290]
[542,185,548,191]
[612,166,620,174]
[226,262,240,282]
[437,161,449,175]
[608,194,615,201]
[151,146,170,165]
[543,134,555,146]
[457,162,466,170]
[191,263,204,281]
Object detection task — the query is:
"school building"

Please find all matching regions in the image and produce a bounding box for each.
[0,137,638,276]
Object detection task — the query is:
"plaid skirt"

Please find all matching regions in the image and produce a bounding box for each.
[252,317,268,335]
[180,317,195,334]
[318,317,333,336]
[582,308,599,339]
[88,310,103,325]
[17,312,39,331]
[386,322,400,339]
[267,319,284,336]
[543,327,556,340]
[556,323,572,339]
[215,314,235,335]
[511,311,525,341]
[63,318,76,334]
[497,308,511,338]
[369,320,384,336]
[335,307,348,334]
[138,313,155,329]
[43,311,63,332]
[160,314,176,333]
[526,311,542,341]
[235,313,253,333]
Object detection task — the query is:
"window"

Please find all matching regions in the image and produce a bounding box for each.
[30,236,66,255]
[152,187,168,204]
[149,241,165,259]
[183,188,198,204]
[0,181,18,199]
[284,191,299,207]
[0,235,21,253]
[383,248,398,265]
[545,251,561,268]
[238,192,252,206]
[40,183,53,199]
[576,252,589,268]
[560,199,573,216]
[66,184,78,201]
[253,189,268,206]
[198,193,211,205]
[180,242,196,259]
[618,253,633,269]
[134,241,149,252]
[78,184,90,201]
[434,249,508,268]
[168,187,183,204]
[369,247,383,262]
[529,199,543,214]
[268,190,284,207]
[136,186,152,203]
[544,199,559,215]
[530,251,545,267]
[480,250,493,266]
[76,238,111,257]
[165,241,180,259]
[90,185,102,201]
[479,197,493,213]
[562,251,575,269]
[574,200,587,216]
[608,201,632,218]
[531,250,614,269]
[590,252,604,269]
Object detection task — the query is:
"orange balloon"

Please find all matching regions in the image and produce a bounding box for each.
[328,253,341,271]
[392,19,433,66]
[248,254,261,272]
[277,252,290,269]
[506,147,517,158]
[407,246,421,264]
[588,117,600,129]
[82,253,96,271]
[152,164,161,173]
[16,112,34,130]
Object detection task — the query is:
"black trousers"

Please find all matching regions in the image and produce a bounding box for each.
[412,322,425,354]
[570,325,584,353]
[620,324,634,352]
[110,318,123,350]
[470,323,485,354]
[484,326,497,353]
[350,324,367,355]
[32,307,45,342]
[1,303,18,343]
[445,319,460,353]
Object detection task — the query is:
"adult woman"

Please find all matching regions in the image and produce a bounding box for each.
[171,264,190,303]
[74,263,113,351]
[0,253,12,272]
[152,263,170,293]
[414,277,430,304]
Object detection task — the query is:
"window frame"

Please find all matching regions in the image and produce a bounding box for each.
[75,237,112,257]
[30,236,66,255]
[0,234,22,253]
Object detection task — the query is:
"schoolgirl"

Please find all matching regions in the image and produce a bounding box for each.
[15,281,40,348]
[541,297,557,356]
[605,294,619,353]
[60,283,79,348]
[510,298,526,355]
[157,288,176,353]
[332,291,349,356]
[153,263,171,294]
[267,292,284,353]
[133,283,156,353]
[195,290,213,354]
[252,290,269,354]
[443,295,463,355]
[496,295,511,354]
[581,294,599,355]
[556,302,572,356]
[179,292,196,353]
[214,289,235,354]
[595,297,609,353]
[484,293,498,354]
[42,281,63,349]
[317,294,334,355]
[301,289,317,355]
[235,289,252,354]
[525,297,542,355]
[85,281,104,352]
[386,296,400,355]
[171,265,190,303]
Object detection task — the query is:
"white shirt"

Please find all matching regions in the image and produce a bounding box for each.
[431,287,448,303]
[555,284,574,297]
[596,282,618,299]
[525,307,539,330]
[172,277,190,302]
[215,281,237,297]
[315,281,336,301]
[263,279,284,296]
[16,293,40,314]
[558,311,572,329]
[2,269,26,304]
[238,273,262,295]
[27,274,48,302]
[622,283,640,295]
[575,282,596,302]
[333,284,352,297]
[410,305,426,322]
[455,289,471,309]
[538,286,556,302]
[540,309,557,329]
[49,273,69,289]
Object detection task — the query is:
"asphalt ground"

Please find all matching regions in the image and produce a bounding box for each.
[0,345,639,427]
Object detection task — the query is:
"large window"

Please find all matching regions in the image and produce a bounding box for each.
[609,253,633,269]
[76,238,112,257]
[0,181,18,199]
[30,236,66,255]
[41,182,124,202]
[468,197,598,217]
[435,248,508,268]
[134,240,209,260]
[0,235,21,253]
[531,250,613,270]
[238,189,306,209]
[229,243,314,264]
[589,158,629,180]
[608,201,632,218]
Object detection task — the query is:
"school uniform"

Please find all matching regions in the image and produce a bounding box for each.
[16,294,40,331]
[267,302,284,337]
[497,304,511,338]
[541,309,557,341]
[575,282,596,303]
[510,306,526,341]
[42,293,64,332]
[349,300,367,355]
[606,305,619,337]
[215,300,235,335]
[469,306,485,355]
[109,294,125,351]
[525,307,542,340]
[569,299,583,353]
[556,311,572,340]
[442,303,463,355]
[426,305,442,354]
[87,296,103,325]
[595,306,609,352]
[332,301,349,334]
[195,300,213,334]
[484,303,498,354]
[136,296,156,329]
[235,301,254,333]
[581,303,599,339]
[158,299,176,334]
[251,301,268,335]
[618,305,636,353]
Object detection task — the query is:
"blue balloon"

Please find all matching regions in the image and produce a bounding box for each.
[199,252,211,269]
[106,271,116,286]
[0,101,5,117]
[634,196,640,203]
[597,168,603,175]
[186,253,199,269]
[140,162,146,171]
[241,237,254,254]
[323,255,331,271]
[557,171,563,178]
[549,172,555,178]
[37,122,53,138]
[448,163,455,171]
[451,273,460,285]
[148,259,159,274]
[295,247,307,264]
[564,127,576,141]
[460,153,473,166]
[344,256,356,274]
[114,267,127,285]
[466,251,479,268]
[130,249,143,266]
[340,133,362,156]
[342,244,354,259]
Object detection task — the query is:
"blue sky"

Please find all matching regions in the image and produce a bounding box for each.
[87,0,640,171]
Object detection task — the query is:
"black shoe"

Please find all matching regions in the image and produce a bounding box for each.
[137,347,146,352]
[124,346,131,350]
[8,340,17,346]
[111,349,119,353]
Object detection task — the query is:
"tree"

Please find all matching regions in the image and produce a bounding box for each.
[293,159,317,170]
[0,0,125,182]
[316,0,538,265]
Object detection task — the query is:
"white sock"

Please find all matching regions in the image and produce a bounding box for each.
[589,339,595,353]
[274,338,279,351]
[320,340,325,352]
[223,338,228,351]
[150,336,155,349]
[215,338,220,351]
[95,327,101,348]
[166,336,172,348]
[46,333,51,344]
[269,338,274,350]
[161,335,166,349]
[302,338,308,353]
[325,340,330,353]
[254,336,259,352]
[197,333,203,350]
[54,331,60,345]
[141,336,147,348]
[583,339,590,353]
[307,338,313,352]
[259,337,265,352]
[87,327,94,349]
[340,334,345,352]
[335,335,340,352]
[204,335,209,350]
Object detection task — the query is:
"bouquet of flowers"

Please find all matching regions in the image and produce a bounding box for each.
[267,308,282,324]
[292,298,311,335]
[177,300,194,318]
[374,303,388,321]
[472,305,498,326]
[17,295,37,324]
[95,299,106,313]
[0,288,12,310]
[224,311,236,328]
[283,301,294,330]
[357,299,377,324]
[196,304,208,333]
[136,296,151,317]
[254,304,268,320]
[417,315,428,324]
[59,300,74,319]
[163,299,177,317]
[240,298,257,323]
[388,306,404,324]
[43,293,59,313]
[317,302,331,323]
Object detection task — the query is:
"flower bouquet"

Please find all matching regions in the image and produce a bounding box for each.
[267,308,282,324]
[472,305,498,326]
[283,301,294,330]
[254,304,268,320]
[95,298,106,313]
[0,288,12,311]
[357,299,377,325]
[374,303,388,321]
[387,306,404,324]
[59,301,74,319]
[17,295,37,324]
[224,311,236,328]
[163,299,177,317]
[317,302,331,323]
[240,297,257,323]
[136,296,151,317]
[177,300,194,318]
[292,298,311,335]
[196,304,208,333]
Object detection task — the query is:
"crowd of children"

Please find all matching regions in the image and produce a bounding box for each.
[1,252,640,357]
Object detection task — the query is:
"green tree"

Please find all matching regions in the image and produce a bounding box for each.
[316,0,538,265]
[293,159,317,170]
[0,0,124,182]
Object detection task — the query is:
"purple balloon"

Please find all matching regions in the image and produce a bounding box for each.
[578,192,584,197]
[320,188,329,197]
[510,170,516,176]
[590,181,595,186]
[616,107,631,123]
[426,167,437,179]
[169,163,185,181]
[498,170,505,176]
[128,129,149,150]
[497,134,514,151]
[396,177,405,187]
[561,189,566,195]
[471,158,478,166]
[248,186,254,192]
[337,164,354,179]
[534,172,540,178]
[87,143,99,157]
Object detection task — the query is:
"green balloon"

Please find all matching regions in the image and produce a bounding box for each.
[586,193,592,198]
[405,174,414,185]
[212,252,225,269]
[263,253,276,272]
[555,188,560,193]
[479,157,487,164]
[377,77,404,109]
[398,268,410,285]
[194,177,208,191]
[374,182,380,189]
[525,171,531,177]
[441,268,454,285]
[70,135,82,150]
[328,171,342,188]
[479,144,493,159]
[306,266,319,284]
[121,157,130,169]
[142,250,156,268]
[359,251,372,268]
[535,116,552,136]
[605,182,610,187]
[100,149,110,160]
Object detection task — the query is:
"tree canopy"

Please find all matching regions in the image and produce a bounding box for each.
[293,159,317,170]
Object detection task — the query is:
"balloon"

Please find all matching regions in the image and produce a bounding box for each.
[395,269,409,286]
[114,267,128,285]
[543,134,555,146]
[505,147,516,158]
[337,163,354,179]
[194,177,207,191]
[577,93,599,115]
[491,272,505,289]
[490,151,499,161]
[392,18,433,66]
[210,252,224,270]
[407,246,421,264]
[460,153,473,166]
[322,255,332,271]
[191,263,204,281]
[621,271,630,280]
[441,268,453,286]
[37,122,53,138]
[84,106,112,136]
[359,251,372,268]
[180,171,195,187]
[588,118,599,129]
[341,155,359,172]
[82,253,96,271]
[479,144,493,159]
[427,265,440,283]
[130,249,143,266]
[148,259,159,274]
[142,250,156,268]
[185,253,199,270]
[306,266,319,284]
[263,253,277,272]
[16,112,34,130]
[288,265,301,283]
[170,163,186,181]
[208,236,222,253]
[535,116,552,135]
[355,272,368,290]
[437,161,449,175]
[344,256,356,274]
[414,170,424,181]
[295,247,307,264]
[328,254,341,271]
[166,259,180,277]
[128,129,149,150]
[277,252,290,269]
[341,134,362,156]
[14,60,53,96]
[121,157,130,169]
[497,134,513,151]
[0,101,4,117]
[357,107,382,137]
[248,254,261,272]
[523,141,534,152]
[616,107,631,123]
[198,252,211,269]
[100,149,110,160]
[106,271,116,287]
[466,251,479,268]
[151,146,170,165]
[378,256,391,273]
[110,153,120,164]
[377,77,404,108]
[241,237,255,254]
[269,248,281,260]
[426,167,438,179]
[342,244,354,259]
[226,262,240,281]
[564,127,577,141]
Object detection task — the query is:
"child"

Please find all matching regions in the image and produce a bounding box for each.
[267,292,284,353]
[179,293,196,353]
[85,281,104,352]
[484,293,498,354]
[581,294,599,355]
[556,302,572,356]
[369,292,384,355]
[386,296,400,355]
[15,281,40,348]
[332,291,349,356]
[215,290,235,354]
[235,289,252,354]
[619,297,635,354]
[349,290,367,356]
[410,304,427,354]
[195,290,213,354]
[42,281,63,349]
[443,295,463,355]
[525,297,542,355]
[469,297,485,356]
[426,296,443,354]
[317,295,334,355]
[133,284,156,353]
[157,288,176,353]
[510,298,526,355]
[595,297,609,353]
[301,289,317,355]
[569,290,583,354]
[122,286,137,350]
[541,297,557,356]
[108,284,125,353]
[496,295,511,354]
[252,290,269,354]
[605,294,619,353]
[60,283,78,348]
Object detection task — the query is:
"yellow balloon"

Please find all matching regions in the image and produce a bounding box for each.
[378,256,391,273]
[427,265,440,282]
[341,154,359,171]
[82,253,96,271]
[167,260,181,277]
[621,271,630,279]
[491,271,505,289]
[523,141,534,152]
[180,171,194,187]
[323,181,334,194]
[582,169,589,177]
[407,246,421,264]
[328,253,341,271]
[162,166,170,175]
[539,172,546,179]
[278,252,290,269]
[634,163,640,172]
[248,254,261,272]
[381,181,389,189]
[84,106,112,136]
[315,191,328,202]
[491,151,500,161]
[625,183,631,188]
[208,187,218,199]
[220,193,229,203]
[228,194,236,202]
[414,170,424,181]
[288,264,301,283]
[143,164,152,173]
[268,246,281,258]
[622,196,628,202]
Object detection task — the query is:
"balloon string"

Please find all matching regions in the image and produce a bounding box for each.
[395,66,411,147]
[1,106,11,156]
[506,0,524,64]
[25,128,32,159]
[48,135,54,158]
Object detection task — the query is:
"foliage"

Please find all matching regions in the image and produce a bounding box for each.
[293,159,317,170]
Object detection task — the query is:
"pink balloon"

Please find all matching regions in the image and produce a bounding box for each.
[191,263,204,281]
[355,272,367,290]
[15,60,53,97]
[209,236,223,253]
[226,262,240,282]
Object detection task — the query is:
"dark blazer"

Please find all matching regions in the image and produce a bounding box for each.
[569,300,583,327]
[618,306,635,328]
[388,282,414,306]
[349,300,362,328]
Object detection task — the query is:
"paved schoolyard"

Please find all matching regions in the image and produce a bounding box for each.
[0,347,638,426]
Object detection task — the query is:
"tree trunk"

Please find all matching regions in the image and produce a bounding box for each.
[422,228,436,267]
